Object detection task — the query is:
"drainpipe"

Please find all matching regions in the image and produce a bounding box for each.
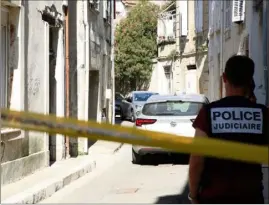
[111,0,116,124]
[263,0,268,106]
[83,0,90,153]
[0,3,2,203]
[220,0,224,98]
[84,0,90,123]
[63,0,70,158]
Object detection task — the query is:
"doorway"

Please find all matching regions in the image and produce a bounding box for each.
[185,65,197,94]
[88,70,100,148]
[48,26,59,164]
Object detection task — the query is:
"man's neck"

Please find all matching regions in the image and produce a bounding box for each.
[225,87,245,97]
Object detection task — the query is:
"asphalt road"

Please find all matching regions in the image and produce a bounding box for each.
[41,119,190,204]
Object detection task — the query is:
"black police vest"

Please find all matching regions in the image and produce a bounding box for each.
[200,96,268,194]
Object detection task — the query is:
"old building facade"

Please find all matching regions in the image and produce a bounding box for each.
[150,0,209,95]
[208,0,268,104]
[0,0,112,185]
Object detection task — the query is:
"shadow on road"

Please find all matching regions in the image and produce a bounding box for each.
[154,182,190,204]
[139,154,190,166]
[115,117,122,125]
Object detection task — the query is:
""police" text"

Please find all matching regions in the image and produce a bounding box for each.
[210,107,263,134]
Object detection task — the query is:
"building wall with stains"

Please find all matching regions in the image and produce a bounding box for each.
[1,0,113,185]
[208,1,265,103]
[1,0,65,185]
[173,0,209,96]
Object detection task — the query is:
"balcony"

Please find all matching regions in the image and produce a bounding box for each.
[157,10,176,45]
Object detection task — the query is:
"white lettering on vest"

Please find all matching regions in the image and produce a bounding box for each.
[210,107,263,134]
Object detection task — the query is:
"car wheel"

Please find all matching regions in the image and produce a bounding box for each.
[132,148,142,164]
[120,108,125,121]
[130,110,135,122]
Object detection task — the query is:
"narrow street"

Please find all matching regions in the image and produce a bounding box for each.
[40,119,190,204]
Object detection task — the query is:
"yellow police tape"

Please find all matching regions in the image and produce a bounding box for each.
[1,109,268,165]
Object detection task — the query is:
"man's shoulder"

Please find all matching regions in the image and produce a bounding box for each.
[206,98,224,107]
[255,102,268,110]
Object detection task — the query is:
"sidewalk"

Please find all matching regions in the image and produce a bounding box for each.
[2,141,122,204]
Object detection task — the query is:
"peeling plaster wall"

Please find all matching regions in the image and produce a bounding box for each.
[24,0,63,155]
[1,1,64,185]
[246,1,265,104]
[209,2,265,103]
[88,3,112,123]
[173,0,208,96]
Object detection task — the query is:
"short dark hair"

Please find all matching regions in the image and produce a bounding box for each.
[224,55,255,87]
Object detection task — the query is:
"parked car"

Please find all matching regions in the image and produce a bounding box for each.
[125,91,159,119]
[115,92,134,121]
[132,93,210,164]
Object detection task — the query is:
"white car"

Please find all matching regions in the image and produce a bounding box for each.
[132,93,210,164]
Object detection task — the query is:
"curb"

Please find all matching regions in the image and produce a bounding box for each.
[2,160,96,204]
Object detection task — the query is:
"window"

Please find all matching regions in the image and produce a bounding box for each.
[89,0,100,11]
[179,0,188,36]
[142,101,204,116]
[225,0,232,29]
[157,10,176,43]
[195,0,203,33]
[164,65,172,94]
[1,9,9,108]
[208,0,214,35]
[232,0,245,23]
[103,0,111,23]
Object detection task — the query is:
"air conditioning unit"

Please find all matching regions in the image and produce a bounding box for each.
[167,35,176,42]
[157,36,165,43]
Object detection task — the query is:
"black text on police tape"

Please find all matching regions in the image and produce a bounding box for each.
[210,107,263,134]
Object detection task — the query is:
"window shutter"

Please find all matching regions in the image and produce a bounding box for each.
[157,18,165,42]
[232,0,245,23]
[199,0,203,32]
[216,2,221,31]
[208,1,213,35]
[167,18,174,40]
[195,1,198,32]
[103,0,108,19]
[213,1,218,31]
[1,25,8,108]
[212,1,217,32]
[180,0,188,36]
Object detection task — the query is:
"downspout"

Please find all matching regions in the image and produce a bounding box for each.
[63,0,70,158]
[83,0,90,152]
[263,0,268,106]
[111,0,116,124]
[0,3,2,203]
[220,0,224,98]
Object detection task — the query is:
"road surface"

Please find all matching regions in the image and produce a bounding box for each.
[41,120,190,203]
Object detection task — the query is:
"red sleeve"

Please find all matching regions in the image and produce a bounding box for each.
[192,106,209,135]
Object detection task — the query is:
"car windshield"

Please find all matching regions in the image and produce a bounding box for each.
[142,101,204,116]
[133,93,158,102]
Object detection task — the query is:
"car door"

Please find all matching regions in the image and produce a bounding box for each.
[116,93,129,113]
[122,95,132,113]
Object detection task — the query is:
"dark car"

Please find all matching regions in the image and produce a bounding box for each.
[115,92,134,121]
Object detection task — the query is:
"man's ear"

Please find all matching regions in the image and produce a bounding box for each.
[222,73,227,83]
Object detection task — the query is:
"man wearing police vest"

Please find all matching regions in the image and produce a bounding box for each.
[188,55,268,204]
